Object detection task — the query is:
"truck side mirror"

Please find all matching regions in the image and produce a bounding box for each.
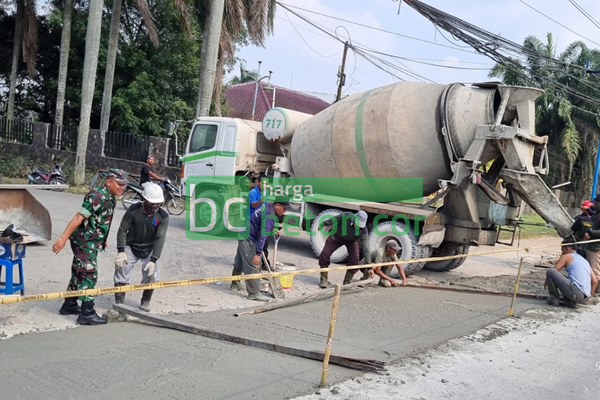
[166,121,174,136]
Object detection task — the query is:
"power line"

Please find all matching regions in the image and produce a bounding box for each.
[569,0,600,30]
[403,0,600,108]
[277,1,486,55]
[353,45,492,70]
[518,0,600,47]
[281,8,342,58]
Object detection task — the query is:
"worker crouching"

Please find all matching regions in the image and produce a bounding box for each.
[113,182,169,312]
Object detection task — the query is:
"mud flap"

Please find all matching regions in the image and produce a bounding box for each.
[417,213,446,248]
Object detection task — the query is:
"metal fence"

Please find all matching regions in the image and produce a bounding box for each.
[0,117,34,145]
[167,135,187,167]
[47,124,78,151]
[104,131,150,162]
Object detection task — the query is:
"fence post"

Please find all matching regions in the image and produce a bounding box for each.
[149,136,169,167]
[32,122,49,150]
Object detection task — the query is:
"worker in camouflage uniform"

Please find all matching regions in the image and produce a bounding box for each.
[53,168,128,325]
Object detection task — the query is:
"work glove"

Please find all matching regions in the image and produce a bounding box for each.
[144,261,156,277]
[115,252,128,269]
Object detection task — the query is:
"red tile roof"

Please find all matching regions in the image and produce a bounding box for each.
[223,82,331,121]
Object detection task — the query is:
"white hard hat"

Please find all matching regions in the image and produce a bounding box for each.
[142,182,164,203]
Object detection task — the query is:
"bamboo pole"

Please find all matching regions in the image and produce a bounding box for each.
[508,257,526,317]
[320,284,342,388]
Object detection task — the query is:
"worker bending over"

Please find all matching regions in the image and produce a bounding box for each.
[114,182,169,311]
[318,210,372,289]
[545,237,597,308]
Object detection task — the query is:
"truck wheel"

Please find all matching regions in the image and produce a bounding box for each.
[193,189,226,236]
[368,220,423,276]
[310,209,349,263]
[423,242,470,272]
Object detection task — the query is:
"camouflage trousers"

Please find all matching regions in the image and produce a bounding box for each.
[66,239,100,302]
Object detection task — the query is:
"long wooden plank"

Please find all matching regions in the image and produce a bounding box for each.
[234,279,370,317]
[113,304,386,373]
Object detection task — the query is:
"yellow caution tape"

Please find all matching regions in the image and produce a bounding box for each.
[0,236,592,305]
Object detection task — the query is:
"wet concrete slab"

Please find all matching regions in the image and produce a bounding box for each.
[0,286,543,400]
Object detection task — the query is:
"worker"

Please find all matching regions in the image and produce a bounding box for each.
[53,168,128,325]
[230,199,289,301]
[318,210,371,289]
[248,174,267,216]
[585,195,600,296]
[243,173,280,273]
[344,240,408,287]
[113,182,169,311]
[571,200,594,258]
[140,155,166,187]
[545,237,597,308]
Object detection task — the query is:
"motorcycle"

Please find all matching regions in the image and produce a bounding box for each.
[28,163,66,192]
[121,178,185,216]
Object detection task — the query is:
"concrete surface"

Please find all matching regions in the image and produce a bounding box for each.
[294,306,600,400]
[0,189,560,339]
[0,286,543,399]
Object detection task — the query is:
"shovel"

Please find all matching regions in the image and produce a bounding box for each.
[261,250,285,300]
[273,235,281,270]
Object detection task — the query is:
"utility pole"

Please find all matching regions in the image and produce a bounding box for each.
[196,0,226,118]
[335,41,349,103]
[586,60,600,199]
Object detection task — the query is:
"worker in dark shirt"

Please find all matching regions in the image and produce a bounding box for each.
[571,200,594,258]
[318,210,372,289]
[140,155,166,187]
[113,182,169,311]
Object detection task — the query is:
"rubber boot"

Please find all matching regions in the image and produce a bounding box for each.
[230,268,244,291]
[320,272,328,289]
[59,297,80,315]
[140,290,153,312]
[248,292,270,302]
[343,270,355,285]
[546,281,560,306]
[115,283,126,304]
[77,301,107,325]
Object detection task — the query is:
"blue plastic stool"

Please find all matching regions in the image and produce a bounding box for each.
[0,259,25,296]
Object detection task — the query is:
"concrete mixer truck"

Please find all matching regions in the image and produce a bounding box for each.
[172,81,574,276]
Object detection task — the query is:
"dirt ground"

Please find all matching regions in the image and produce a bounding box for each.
[0,190,562,340]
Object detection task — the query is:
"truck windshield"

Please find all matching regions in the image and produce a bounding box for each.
[189,124,218,153]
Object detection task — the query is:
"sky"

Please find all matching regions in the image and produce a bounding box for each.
[226,0,600,103]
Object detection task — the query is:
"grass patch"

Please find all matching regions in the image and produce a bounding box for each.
[499,214,558,241]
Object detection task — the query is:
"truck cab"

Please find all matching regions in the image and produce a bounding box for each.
[178,117,282,191]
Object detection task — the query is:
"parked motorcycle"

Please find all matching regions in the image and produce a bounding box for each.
[28,163,66,192]
[121,178,185,216]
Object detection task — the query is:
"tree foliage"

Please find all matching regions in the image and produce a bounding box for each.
[489,33,600,200]
[0,0,250,136]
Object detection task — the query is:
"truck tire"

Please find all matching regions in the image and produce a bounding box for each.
[423,242,470,272]
[310,209,349,263]
[368,220,423,276]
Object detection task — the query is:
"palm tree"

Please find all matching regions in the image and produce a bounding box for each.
[489,33,600,199]
[54,0,73,127]
[195,0,277,117]
[227,63,259,85]
[6,0,38,121]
